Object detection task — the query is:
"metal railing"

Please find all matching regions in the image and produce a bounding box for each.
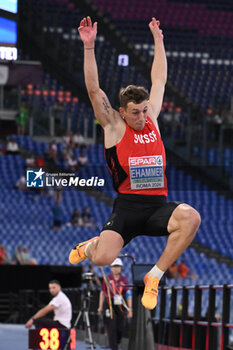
[7,274,233,349]
[154,284,233,350]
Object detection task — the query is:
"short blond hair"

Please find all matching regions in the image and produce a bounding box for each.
[119,85,149,109]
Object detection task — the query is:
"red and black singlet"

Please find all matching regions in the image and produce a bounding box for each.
[105,117,167,196]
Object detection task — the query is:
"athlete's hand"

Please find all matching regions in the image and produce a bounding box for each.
[127,309,133,318]
[78,16,97,47]
[98,306,103,313]
[25,318,33,328]
[149,17,163,40]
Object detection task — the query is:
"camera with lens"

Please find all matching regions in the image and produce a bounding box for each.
[82,272,94,282]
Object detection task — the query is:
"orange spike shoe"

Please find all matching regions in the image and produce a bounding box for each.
[69,236,99,265]
[141,273,159,310]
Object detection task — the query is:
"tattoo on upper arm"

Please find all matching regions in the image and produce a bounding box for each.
[102,97,111,115]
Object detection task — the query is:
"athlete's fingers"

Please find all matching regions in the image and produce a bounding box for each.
[152,17,157,25]
[93,22,98,31]
[87,16,92,27]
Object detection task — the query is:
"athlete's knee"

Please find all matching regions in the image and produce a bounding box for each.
[168,204,201,235]
[184,207,201,231]
[177,204,201,233]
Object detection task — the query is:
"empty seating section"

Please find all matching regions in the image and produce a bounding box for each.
[93,0,233,33]
[92,0,233,109]
[192,147,233,176]
[94,0,233,42]
[20,0,233,125]
[0,155,25,188]
[20,0,150,100]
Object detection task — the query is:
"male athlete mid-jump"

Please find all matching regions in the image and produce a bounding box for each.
[69,16,201,310]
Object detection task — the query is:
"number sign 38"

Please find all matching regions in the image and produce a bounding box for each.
[28,328,76,350]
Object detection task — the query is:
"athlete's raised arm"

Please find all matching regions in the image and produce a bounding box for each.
[79,17,117,128]
[148,18,167,120]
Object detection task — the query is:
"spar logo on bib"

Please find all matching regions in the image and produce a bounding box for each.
[157,156,162,166]
[129,155,164,190]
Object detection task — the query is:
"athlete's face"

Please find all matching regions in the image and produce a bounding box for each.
[120,100,148,131]
[49,283,61,297]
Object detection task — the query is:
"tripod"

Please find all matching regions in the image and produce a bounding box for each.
[64,286,95,350]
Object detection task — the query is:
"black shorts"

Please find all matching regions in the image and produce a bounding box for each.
[102,193,181,246]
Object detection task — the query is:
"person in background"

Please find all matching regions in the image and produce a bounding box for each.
[177,259,196,280]
[13,245,25,265]
[22,247,37,265]
[67,209,84,227]
[88,264,102,289]
[36,155,45,168]
[73,130,87,148]
[16,101,29,135]
[26,152,36,168]
[213,109,222,142]
[53,101,65,135]
[6,138,20,155]
[52,200,64,231]
[48,140,58,163]
[67,155,78,173]
[25,280,72,329]
[63,144,74,165]
[98,258,132,350]
[53,182,63,205]
[78,150,88,167]
[0,245,14,265]
[15,174,26,191]
[166,261,178,279]
[0,143,6,155]
[82,206,95,227]
[63,131,74,149]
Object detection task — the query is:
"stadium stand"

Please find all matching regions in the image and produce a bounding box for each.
[0,148,232,279]
[17,0,233,182]
[92,0,233,109]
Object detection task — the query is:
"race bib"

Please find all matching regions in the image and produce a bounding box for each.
[129,155,164,190]
[114,294,122,305]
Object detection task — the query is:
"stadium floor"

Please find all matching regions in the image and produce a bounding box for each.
[0,324,113,350]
